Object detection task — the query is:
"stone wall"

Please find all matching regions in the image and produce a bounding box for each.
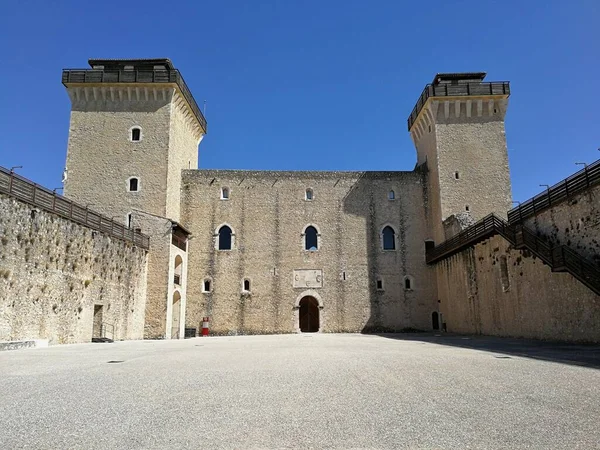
[180,169,438,335]
[522,183,600,266]
[437,234,600,342]
[0,194,148,344]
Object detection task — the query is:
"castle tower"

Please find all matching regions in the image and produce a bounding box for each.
[62,59,207,338]
[409,73,512,242]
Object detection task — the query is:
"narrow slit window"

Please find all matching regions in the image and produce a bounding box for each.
[465,205,470,212]
[376,279,384,290]
[129,177,139,192]
[202,279,211,293]
[221,187,229,200]
[305,188,313,201]
[243,279,251,291]
[131,127,141,141]
[404,277,412,290]
[454,172,460,180]
[388,190,395,200]
[126,213,132,229]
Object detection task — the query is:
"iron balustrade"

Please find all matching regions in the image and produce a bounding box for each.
[508,158,600,224]
[407,81,510,131]
[426,213,600,296]
[0,166,150,249]
[62,68,207,134]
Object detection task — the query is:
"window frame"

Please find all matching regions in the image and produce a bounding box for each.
[129,126,142,142]
[302,224,320,251]
[215,224,235,251]
[127,177,140,192]
[305,188,314,201]
[201,278,212,293]
[221,187,230,200]
[381,225,397,251]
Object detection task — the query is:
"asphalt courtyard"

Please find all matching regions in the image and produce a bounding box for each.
[1,333,599,449]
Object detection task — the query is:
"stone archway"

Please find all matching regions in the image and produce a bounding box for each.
[294,290,323,333]
[299,297,319,332]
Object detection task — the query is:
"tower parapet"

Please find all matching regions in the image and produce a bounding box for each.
[409,72,512,242]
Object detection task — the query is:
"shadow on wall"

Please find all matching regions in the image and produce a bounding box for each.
[342,170,429,333]
[374,333,600,370]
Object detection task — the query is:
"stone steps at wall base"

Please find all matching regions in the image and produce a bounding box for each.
[0,339,49,352]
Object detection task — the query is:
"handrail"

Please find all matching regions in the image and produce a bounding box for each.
[508,158,600,224]
[62,68,207,134]
[407,81,510,131]
[426,213,600,296]
[0,166,150,249]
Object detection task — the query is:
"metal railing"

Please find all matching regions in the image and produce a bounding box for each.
[508,159,600,224]
[426,213,600,296]
[407,81,510,130]
[62,68,207,134]
[0,166,150,249]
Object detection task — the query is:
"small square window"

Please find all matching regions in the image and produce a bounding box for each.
[376,279,384,290]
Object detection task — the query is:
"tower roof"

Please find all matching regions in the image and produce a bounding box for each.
[88,58,175,70]
[432,72,487,85]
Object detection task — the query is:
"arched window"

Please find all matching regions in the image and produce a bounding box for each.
[382,226,396,250]
[304,226,318,251]
[243,278,251,292]
[128,177,139,192]
[131,127,141,142]
[202,278,212,293]
[221,187,230,200]
[305,188,313,201]
[218,225,232,250]
[388,190,395,200]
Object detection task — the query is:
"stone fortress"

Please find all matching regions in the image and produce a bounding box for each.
[1,58,598,345]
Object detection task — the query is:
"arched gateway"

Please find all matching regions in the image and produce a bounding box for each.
[294,290,323,333]
[299,297,319,333]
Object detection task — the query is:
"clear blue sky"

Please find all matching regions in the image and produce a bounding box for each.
[0,0,598,203]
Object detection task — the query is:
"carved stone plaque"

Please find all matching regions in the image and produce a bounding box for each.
[293,269,323,288]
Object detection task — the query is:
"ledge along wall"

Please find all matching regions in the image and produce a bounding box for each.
[0,194,148,344]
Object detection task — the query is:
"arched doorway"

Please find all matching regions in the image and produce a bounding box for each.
[432,311,440,330]
[171,291,181,339]
[299,296,319,332]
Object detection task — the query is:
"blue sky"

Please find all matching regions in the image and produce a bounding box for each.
[0,0,598,203]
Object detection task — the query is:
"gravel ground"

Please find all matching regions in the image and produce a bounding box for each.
[1,333,599,449]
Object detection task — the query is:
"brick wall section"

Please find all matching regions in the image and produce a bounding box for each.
[523,183,600,266]
[0,194,148,344]
[436,234,600,342]
[181,169,438,334]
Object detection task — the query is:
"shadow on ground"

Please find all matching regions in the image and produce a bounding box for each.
[371,332,600,369]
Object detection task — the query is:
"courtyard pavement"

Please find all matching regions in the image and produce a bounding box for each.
[1,333,599,449]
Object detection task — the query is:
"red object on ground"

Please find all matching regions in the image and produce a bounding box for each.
[201,317,210,336]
